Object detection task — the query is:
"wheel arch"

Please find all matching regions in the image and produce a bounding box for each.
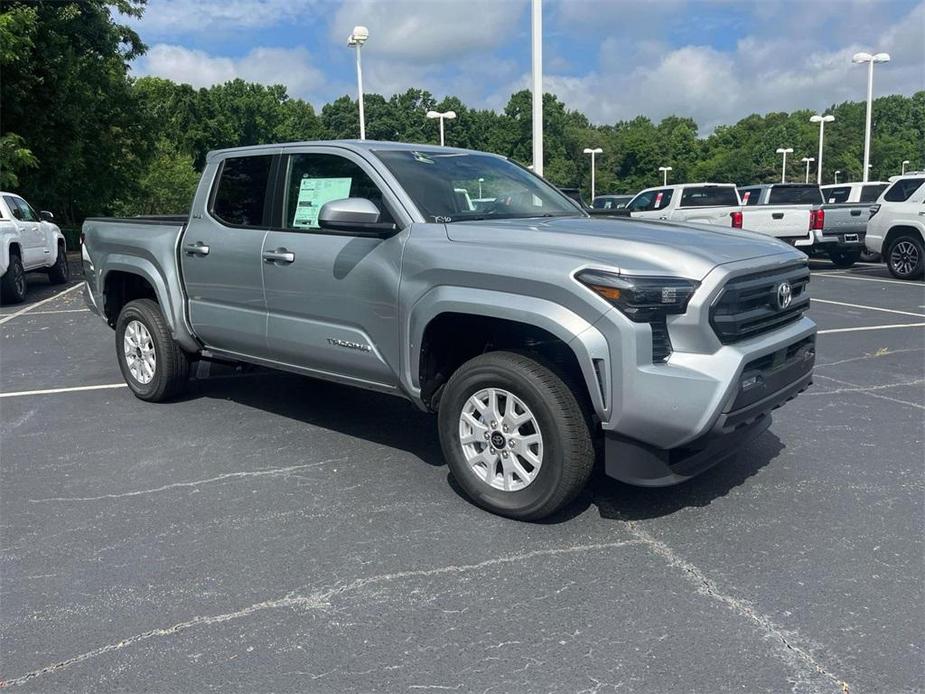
[884,224,924,251]
[407,287,611,420]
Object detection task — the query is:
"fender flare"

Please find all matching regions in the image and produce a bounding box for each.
[405,286,611,420]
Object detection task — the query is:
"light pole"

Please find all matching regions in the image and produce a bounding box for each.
[810,114,834,184]
[852,51,890,182]
[478,178,484,198]
[801,157,815,183]
[902,160,910,175]
[834,170,841,184]
[776,148,793,183]
[347,26,369,140]
[426,110,456,146]
[583,147,603,200]
[531,0,543,175]
[658,166,672,186]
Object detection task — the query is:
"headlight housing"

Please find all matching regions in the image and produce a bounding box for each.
[576,270,699,322]
[576,270,700,363]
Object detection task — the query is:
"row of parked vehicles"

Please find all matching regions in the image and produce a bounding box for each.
[590,174,925,280]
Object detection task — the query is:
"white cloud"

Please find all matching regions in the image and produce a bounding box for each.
[133,44,327,100]
[330,0,527,60]
[123,0,318,36]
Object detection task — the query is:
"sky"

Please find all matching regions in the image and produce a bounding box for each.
[127,0,925,133]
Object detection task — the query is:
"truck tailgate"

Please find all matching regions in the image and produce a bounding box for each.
[821,204,869,236]
[740,208,812,245]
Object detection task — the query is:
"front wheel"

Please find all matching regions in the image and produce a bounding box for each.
[437,351,595,521]
[115,299,189,401]
[828,248,860,268]
[887,234,924,280]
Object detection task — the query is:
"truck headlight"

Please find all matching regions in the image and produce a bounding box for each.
[576,270,699,322]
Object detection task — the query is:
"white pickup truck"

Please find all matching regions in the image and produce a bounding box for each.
[624,183,743,226]
[1,191,70,303]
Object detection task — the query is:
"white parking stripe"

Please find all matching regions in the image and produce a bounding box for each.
[3,308,91,316]
[811,298,925,318]
[0,383,127,399]
[814,273,925,287]
[818,323,925,335]
[0,283,84,326]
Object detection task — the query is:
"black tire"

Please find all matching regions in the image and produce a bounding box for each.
[437,351,595,521]
[886,233,925,280]
[859,248,881,263]
[1,253,27,304]
[115,298,189,401]
[828,248,860,268]
[47,244,69,284]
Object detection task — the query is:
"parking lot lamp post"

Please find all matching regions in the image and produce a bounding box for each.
[426,110,456,146]
[531,0,543,175]
[658,166,672,186]
[478,178,484,197]
[583,147,603,199]
[810,114,834,184]
[776,148,793,182]
[834,170,841,184]
[801,157,815,184]
[347,26,369,140]
[902,160,910,175]
[852,51,891,182]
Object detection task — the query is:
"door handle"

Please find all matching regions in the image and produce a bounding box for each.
[263,248,295,264]
[772,212,784,220]
[183,242,210,256]
[850,209,862,216]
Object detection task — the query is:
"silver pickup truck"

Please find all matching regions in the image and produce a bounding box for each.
[82,141,816,520]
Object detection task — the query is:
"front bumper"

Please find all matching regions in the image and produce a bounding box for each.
[604,334,815,486]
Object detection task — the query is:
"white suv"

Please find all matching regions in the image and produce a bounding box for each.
[866,175,925,280]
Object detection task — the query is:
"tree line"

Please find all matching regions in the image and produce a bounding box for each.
[2,0,923,227]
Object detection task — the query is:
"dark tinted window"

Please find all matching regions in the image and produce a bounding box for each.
[17,198,38,221]
[859,184,888,202]
[823,186,850,203]
[3,196,23,220]
[738,188,762,206]
[627,189,674,212]
[211,155,273,227]
[679,186,739,207]
[883,178,923,202]
[767,185,823,205]
[283,153,393,230]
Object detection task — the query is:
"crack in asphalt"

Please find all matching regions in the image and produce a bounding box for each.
[812,374,925,410]
[0,540,643,688]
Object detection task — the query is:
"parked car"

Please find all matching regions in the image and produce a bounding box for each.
[82,141,816,520]
[624,183,742,226]
[0,192,69,303]
[738,183,870,267]
[865,174,925,280]
[820,181,889,204]
[557,186,589,208]
[591,194,633,210]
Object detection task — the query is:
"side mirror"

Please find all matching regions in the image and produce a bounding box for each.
[40,210,55,222]
[318,198,397,237]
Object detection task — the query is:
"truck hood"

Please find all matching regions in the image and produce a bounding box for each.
[445,215,802,280]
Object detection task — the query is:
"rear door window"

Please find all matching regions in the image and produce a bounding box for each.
[824,186,851,204]
[768,186,823,205]
[679,186,739,207]
[859,184,888,202]
[883,178,924,202]
[211,155,274,227]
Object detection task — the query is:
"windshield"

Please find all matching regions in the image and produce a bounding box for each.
[373,149,583,222]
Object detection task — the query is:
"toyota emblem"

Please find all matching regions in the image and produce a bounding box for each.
[775,281,792,310]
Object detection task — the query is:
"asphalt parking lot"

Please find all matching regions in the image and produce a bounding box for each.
[1,257,922,693]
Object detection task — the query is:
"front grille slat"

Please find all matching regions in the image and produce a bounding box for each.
[711,263,810,344]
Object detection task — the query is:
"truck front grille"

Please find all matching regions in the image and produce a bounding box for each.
[710,263,810,344]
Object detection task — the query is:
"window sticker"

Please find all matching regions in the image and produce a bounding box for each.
[654,191,664,208]
[292,176,353,228]
[741,191,750,203]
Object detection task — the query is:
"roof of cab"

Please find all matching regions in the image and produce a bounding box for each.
[205,139,503,163]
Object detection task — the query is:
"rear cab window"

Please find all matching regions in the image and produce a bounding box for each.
[859,184,888,202]
[882,178,923,202]
[738,188,761,206]
[679,186,739,207]
[767,185,823,205]
[210,155,274,227]
[823,186,851,204]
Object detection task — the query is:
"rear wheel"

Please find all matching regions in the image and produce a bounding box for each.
[115,298,189,401]
[828,248,860,268]
[437,351,594,521]
[886,234,924,280]
[47,245,69,284]
[1,253,27,304]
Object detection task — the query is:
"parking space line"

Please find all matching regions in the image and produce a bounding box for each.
[0,283,84,326]
[0,383,127,399]
[818,323,925,335]
[814,273,925,287]
[811,298,925,318]
[13,308,92,316]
